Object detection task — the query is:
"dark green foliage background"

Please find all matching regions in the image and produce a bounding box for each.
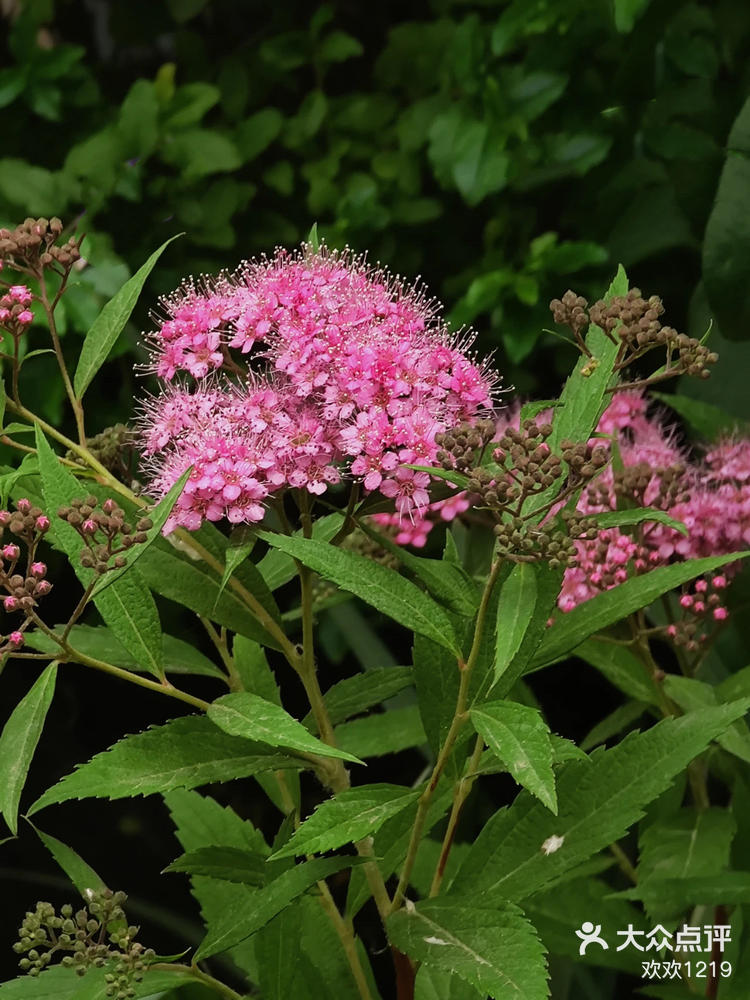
[3,1,750,997]
[3,0,750,428]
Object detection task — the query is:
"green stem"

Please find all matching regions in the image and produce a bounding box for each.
[609,841,638,884]
[150,964,243,1000]
[315,881,374,1000]
[38,271,86,446]
[198,617,235,687]
[429,732,485,897]
[389,555,503,913]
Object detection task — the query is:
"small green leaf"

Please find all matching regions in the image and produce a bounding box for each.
[165,846,267,886]
[405,465,471,490]
[493,563,537,688]
[534,552,750,667]
[306,222,320,250]
[387,896,548,1000]
[270,784,421,860]
[256,513,342,591]
[233,636,281,704]
[207,692,362,764]
[471,701,557,813]
[74,235,181,398]
[28,716,296,813]
[194,855,359,960]
[652,392,748,441]
[257,531,460,654]
[213,526,257,610]
[33,826,106,895]
[0,663,57,834]
[590,507,688,535]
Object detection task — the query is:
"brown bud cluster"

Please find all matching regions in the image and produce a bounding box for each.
[550,287,718,386]
[67,424,137,482]
[57,496,153,576]
[0,498,52,652]
[13,890,154,992]
[0,218,82,275]
[493,510,598,567]
[587,461,689,512]
[438,418,603,564]
[435,419,496,472]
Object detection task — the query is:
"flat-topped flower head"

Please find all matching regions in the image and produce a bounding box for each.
[140,245,499,530]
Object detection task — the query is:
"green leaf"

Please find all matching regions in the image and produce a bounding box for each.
[92,567,164,679]
[614,871,750,910]
[213,527,256,609]
[35,426,164,677]
[415,967,485,1000]
[308,665,413,728]
[233,636,281,704]
[26,624,225,679]
[471,701,557,813]
[74,236,181,398]
[493,563,537,688]
[137,537,281,649]
[90,468,192,597]
[0,965,195,1000]
[651,392,748,441]
[405,465,471,490]
[387,896,548,1000]
[334,704,426,758]
[580,699,649,751]
[270,784,421,860]
[164,788,268,977]
[33,827,106,895]
[547,266,627,454]
[318,30,363,64]
[165,846,266,886]
[358,520,479,617]
[256,513,341,591]
[664,674,750,763]
[590,507,687,535]
[208,692,362,764]
[572,638,661,705]
[28,716,296,813]
[450,702,750,902]
[194,855,359,961]
[703,95,750,341]
[0,663,57,834]
[614,0,651,32]
[257,531,460,654]
[533,552,750,667]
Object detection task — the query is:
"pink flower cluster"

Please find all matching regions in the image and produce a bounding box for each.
[141,247,497,532]
[557,391,750,625]
[0,283,34,333]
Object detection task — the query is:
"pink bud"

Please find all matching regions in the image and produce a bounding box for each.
[35,580,52,596]
[713,575,727,589]
[102,499,115,514]
[713,607,729,621]
[693,601,705,614]
[3,596,18,612]
[35,515,50,532]
[8,631,24,648]
[695,579,707,593]
[667,625,677,637]
[17,310,33,325]
[680,594,693,609]
[0,511,10,526]
[82,518,97,534]
[9,285,32,304]
[2,544,20,560]
[30,562,46,578]
[16,499,31,513]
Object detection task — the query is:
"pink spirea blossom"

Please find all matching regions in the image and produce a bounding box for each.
[141,247,497,532]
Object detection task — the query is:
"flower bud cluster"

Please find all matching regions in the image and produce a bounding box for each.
[0,218,81,275]
[0,498,52,652]
[438,418,602,564]
[0,284,34,336]
[666,575,729,649]
[67,424,137,482]
[13,890,154,991]
[57,496,152,576]
[550,287,718,385]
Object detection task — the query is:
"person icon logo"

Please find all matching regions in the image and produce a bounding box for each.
[575,922,609,955]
